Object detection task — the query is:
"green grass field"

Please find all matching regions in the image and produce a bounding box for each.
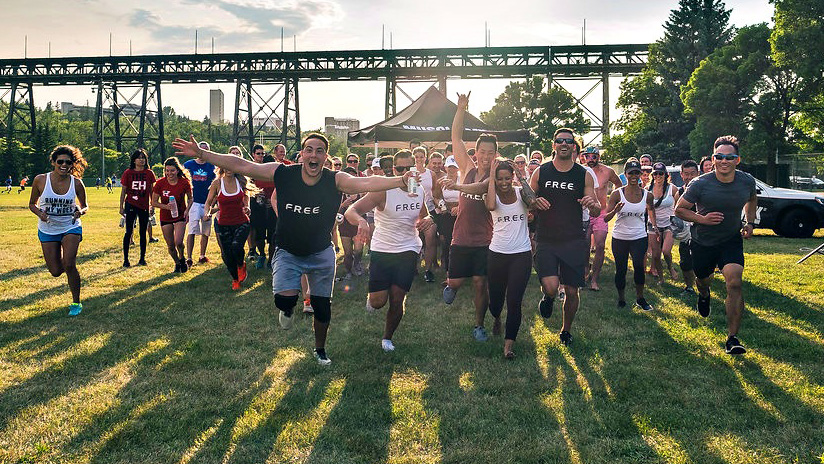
[1,187,823,464]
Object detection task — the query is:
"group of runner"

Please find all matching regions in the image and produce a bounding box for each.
[26,90,759,364]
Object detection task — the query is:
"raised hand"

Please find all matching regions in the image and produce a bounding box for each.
[172,135,202,159]
[456,92,471,112]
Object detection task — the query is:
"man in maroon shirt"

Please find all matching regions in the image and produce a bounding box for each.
[441,93,497,342]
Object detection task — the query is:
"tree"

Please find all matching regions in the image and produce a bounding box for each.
[682,23,801,184]
[481,76,589,155]
[614,0,734,164]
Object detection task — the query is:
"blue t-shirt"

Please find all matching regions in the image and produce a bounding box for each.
[184,159,216,204]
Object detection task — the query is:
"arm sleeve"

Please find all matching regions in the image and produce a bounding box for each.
[682,177,702,204]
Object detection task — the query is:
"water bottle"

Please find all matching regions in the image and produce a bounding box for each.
[169,196,178,219]
[407,167,419,197]
[150,213,157,226]
[119,214,125,227]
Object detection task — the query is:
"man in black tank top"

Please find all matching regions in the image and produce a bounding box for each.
[529,128,601,346]
[174,133,418,366]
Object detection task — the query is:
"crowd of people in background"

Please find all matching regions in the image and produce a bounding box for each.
[25,90,759,364]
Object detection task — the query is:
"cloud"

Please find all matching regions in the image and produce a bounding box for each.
[128,0,344,53]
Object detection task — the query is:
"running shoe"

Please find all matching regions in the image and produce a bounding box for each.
[303,298,314,314]
[725,336,746,355]
[149,237,159,243]
[68,303,82,317]
[231,280,241,291]
[696,293,711,317]
[538,296,554,319]
[256,256,265,269]
[352,261,364,277]
[504,350,516,360]
[238,264,247,283]
[559,331,573,346]
[635,298,654,311]
[381,339,395,352]
[180,259,189,273]
[186,258,193,268]
[472,326,488,342]
[681,286,696,295]
[617,300,627,308]
[174,262,181,273]
[123,260,131,268]
[198,256,210,264]
[336,273,352,282]
[424,270,435,283]
[442,286,457,305]
[137,259,147,266]
[278,309,293,329]
[365,296,377,313]
[313,348,332,366]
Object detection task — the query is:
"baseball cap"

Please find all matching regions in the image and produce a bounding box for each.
[652,162,667,173]
[529,159,540,166]
[583,146,599,155]
[444,156,459,168]
[371,157,382,168]
[624,159,642,174]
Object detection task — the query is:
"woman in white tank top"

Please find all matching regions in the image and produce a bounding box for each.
[648,163,681,282]
[28,145,89,316]
[413,146,438,281]
[604,159,655,311]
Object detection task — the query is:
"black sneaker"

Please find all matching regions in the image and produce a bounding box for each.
[424,270,435,283]
[617,300,627,308]
[137,259,147,266]
[539,296,554,319]
[186,258,194,268]
[149,237,159,243]
[180,259,189,273]
[173,262,181,273]
[681,286,696,295]
[725,336,746,355]
[696,293,711,317]
[635,298,654,311]
[123,260,131,268]
[559,331,572,346]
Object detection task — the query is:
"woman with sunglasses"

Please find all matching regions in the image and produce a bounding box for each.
[331,156,343,170]
[120,148,156,267]
[647,162,681,283]
[29,145,89,316]
[605,158,656,310]
[204,148,256,290]
[151,157,193,273]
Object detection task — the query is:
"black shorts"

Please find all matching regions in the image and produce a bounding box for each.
[678,240,693,272]
[249,198,266,229]
[448,245,488,279]
[369,251,419,292]
[535,238,588,287]
[690,235,745,279]
[160,218,185,227]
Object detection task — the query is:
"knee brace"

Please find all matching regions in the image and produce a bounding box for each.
[310,295,331,324]
[274,293,299,316]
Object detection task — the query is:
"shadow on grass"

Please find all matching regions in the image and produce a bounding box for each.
[0,245,120,283]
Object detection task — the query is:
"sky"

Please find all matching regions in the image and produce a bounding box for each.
[0,0,775,138]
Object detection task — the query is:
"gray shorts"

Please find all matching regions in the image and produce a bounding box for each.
[272,246,336,297]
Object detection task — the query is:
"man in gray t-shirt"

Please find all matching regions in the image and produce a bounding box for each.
[675,136,757,355]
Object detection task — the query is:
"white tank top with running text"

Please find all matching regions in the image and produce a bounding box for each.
[612,188,648,241]
[653,184,676,228]
[371,187,423,254]
[38,173,80,235]
[489,187,532,254]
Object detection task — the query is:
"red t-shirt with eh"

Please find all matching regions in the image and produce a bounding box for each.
[121,168,157,210]
[152,177,191,222]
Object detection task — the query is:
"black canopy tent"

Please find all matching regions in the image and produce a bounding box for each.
[348,86,531,150]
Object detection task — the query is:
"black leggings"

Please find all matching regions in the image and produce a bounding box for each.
[438,213,456,271]
[216,222,250,280]
[123,203,149,262]
[487,250,532,341]
[612,237,648,291]
[265,206,277,263]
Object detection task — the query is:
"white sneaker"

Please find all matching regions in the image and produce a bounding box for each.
[278,310,293,329]
[313,349,332,366]
[366,297,377,313]
[381,339,395,352]
[303,300,314,314]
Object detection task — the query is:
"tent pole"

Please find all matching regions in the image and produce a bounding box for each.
[374,141,378,158]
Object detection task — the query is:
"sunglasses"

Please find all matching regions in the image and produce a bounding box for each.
[713,153,739,161]
[333,163,342,167]
[626,170,641,175]
[652,171,666,176]
[347,159,358,163]
[585,153,599,159]
[55,159,74,165]
[515,160,526,165]
[554,137,575,145]
[394,165,412,172]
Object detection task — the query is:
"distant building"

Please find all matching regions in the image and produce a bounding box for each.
[252,115,283,130]
[324,117,359,141]
[59,102,150,119]
[209,89,224,124]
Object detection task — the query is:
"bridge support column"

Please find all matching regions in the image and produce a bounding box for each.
[234,79,301,156]
[2,81,36,145]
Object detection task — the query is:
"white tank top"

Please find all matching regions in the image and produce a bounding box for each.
[220,177,242,196]
[581,166,599,221]
[489,187,532,254]
[371,187,423,254]
[612,188,648,241]
[419,169,436,211]
[442,174,460,203]
[653,184,675,228]
[38,173,80,235]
